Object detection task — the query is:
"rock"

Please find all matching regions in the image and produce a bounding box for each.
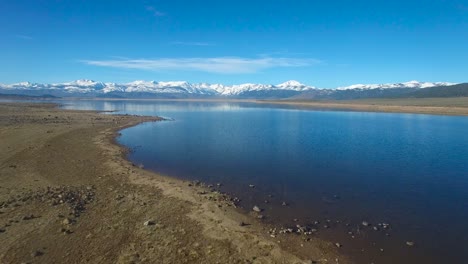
[62,218,72,225]
[362,221,370,227]
[252,206,262,212]
[373,226,379,231]
[31,250,44,257]
[22,214,34,221]
[144,220,156,226]
[60,227,73,234]
[249,184,255,188]
[335,243,342,248]
[281,201,288,206]
[406,241,415,247]
[257,215,265,220]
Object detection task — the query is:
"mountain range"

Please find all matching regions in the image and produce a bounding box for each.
[0,79,464,100]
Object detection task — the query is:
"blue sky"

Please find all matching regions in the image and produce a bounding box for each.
[0,0,467,88]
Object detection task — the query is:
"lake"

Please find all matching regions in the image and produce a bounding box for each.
[61,100,468,264]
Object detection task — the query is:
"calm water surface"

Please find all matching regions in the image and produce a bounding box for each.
[61,100,468,264]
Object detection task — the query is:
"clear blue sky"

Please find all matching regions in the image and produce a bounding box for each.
[0,0,467,87]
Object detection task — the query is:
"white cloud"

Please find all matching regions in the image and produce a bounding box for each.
[171,41,214,46]
[82,57,319,74]
[145,6,165,16]
[16,34,32,40]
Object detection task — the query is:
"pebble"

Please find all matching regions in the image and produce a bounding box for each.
[362,221,370,227]
[335,243,342,248]
[281,201,288,206]
[252,205,262,212]
[249,184,255,188]
[62,218,72,225]
[143,220,156,226]
[31,250,44,257]
[22,214,34,221]
[406,241,415,247]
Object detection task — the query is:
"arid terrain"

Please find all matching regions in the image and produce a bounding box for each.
[0,103,346,264]
[261,97,468,116]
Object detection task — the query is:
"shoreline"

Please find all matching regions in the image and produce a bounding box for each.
[256,98,468,116]
[59,97,468,116]
[3,96,468,116]
[0,102,348,263]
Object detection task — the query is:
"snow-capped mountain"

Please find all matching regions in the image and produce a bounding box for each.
[0,79,460,99]
[276,80,313,90]
[337,80,456,90]
[0,79,316,97]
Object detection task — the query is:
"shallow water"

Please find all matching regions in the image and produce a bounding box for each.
[61,100,468,264]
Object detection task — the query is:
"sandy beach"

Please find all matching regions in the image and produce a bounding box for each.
[0,102,347,264]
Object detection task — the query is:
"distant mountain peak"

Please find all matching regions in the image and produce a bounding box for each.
[337,81,457,90]
[277,80,305,87]
[0,79,461,99]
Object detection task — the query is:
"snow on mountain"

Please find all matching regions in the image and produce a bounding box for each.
[215,83,272,95]
[59,79,105,88]
[0,79,458,97]
[276,80,314,90]
[123,80,216,94]
[337,80,457,90]
[1,82,45,89]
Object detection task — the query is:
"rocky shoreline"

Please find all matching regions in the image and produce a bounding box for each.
[0,102,348,264]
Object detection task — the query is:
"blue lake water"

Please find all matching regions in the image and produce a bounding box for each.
[61,100,468,264]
